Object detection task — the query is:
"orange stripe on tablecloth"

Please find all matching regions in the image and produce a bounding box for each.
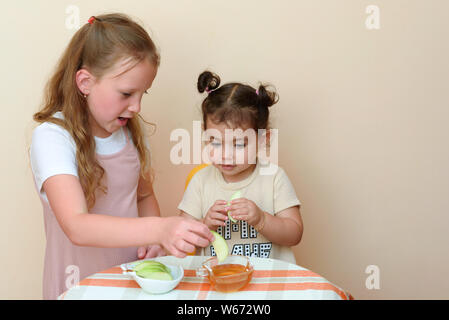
[97,267,123,274]
[78,278,212,291]
[184,270,196,277]
[245,282,349,300]
[179,282,349,300]
[78,279,349,299]
[253,270,320,278]
[79,278,140,288]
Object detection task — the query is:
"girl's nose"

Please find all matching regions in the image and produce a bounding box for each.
[222,144,234,162]
[128,102,141,114]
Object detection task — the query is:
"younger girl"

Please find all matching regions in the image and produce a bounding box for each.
[30,14,213,299]
[178,71,303,264]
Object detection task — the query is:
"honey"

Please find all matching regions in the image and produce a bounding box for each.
[208,263,253,292]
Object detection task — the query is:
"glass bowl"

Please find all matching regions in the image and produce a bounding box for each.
[196,255,253,292]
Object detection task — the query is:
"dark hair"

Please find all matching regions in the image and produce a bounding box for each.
[197,71,278,130]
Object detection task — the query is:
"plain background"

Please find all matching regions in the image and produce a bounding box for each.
[1,0,448,299]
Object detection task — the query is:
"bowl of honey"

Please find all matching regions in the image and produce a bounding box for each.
[196,255,254,292]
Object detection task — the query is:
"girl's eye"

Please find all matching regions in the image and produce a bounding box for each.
[122,92,131,97]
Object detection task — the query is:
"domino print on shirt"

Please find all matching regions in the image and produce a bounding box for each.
[240,221,258,239]
[217,223,232,240]
[231,242,272,258]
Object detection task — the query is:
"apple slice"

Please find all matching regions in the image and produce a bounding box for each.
[137,265,167,273]
[134,261,174,280]
[137,269,173,281]
[227,190,242,223]
[210,230,229,262]
[134,260,170,274]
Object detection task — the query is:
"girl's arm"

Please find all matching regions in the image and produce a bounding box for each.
[180,210,199,221]
[43,174,213,256]
[136,172,165,257]
[137,172,161,218]
[257,206,303,247]
[228,199,303,247]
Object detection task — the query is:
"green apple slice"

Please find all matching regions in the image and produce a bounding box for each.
[137,269,173,280]
[227,190,242,223]
[134,260,170,274]
[210,230,229,262]
[137,265,167,273]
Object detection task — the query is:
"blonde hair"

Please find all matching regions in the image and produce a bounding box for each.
[33,13,159,209]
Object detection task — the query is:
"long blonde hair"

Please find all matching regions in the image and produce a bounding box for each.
[33,13,159,209]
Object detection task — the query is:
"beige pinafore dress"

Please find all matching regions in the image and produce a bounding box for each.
[39,128,140,299]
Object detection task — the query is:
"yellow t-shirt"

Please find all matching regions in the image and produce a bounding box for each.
[178,161,301,264]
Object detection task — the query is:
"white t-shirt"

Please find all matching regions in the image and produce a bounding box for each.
[178,161,301,264]
[30,112,140,202]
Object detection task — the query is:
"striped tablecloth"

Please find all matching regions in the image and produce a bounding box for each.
[59,255,353,300]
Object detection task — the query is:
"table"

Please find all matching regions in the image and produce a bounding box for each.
[59,255,353,300]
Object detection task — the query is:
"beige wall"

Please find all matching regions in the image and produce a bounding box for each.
[1,0,448,299]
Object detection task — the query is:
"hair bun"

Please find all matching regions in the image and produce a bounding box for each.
[256,84,279,108]
[197,71,221,93]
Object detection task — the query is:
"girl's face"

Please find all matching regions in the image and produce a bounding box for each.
[82,57,157,138]
[205,118,259,183]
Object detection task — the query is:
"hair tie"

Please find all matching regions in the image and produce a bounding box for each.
[205,87,210,93]
[88,16,97,25]
[255,89,259,95]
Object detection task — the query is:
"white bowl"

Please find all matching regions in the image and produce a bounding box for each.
[121,261,184,294]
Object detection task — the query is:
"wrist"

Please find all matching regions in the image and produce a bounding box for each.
[254,211,266,232]
[146,216,163,244]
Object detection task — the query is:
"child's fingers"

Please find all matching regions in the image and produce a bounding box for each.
[161,242,181,258]
[165,240,190,258]
[204,212,227,228]
[170,246,187,258]
[189,221,214,242]
[230,198,247,204]
[227,203,248,212]
[137,246,146,259]
[145,245,163,258]
[213,200,228,211]
[229,208,248,220]
[210,209,228,220]
[186,220,215,245]
[209,217,227,227]
[214,204,230,214]
[175,238,196,255]
[156,249,167,257]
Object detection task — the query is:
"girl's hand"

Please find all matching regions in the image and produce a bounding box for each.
[204,200,229,230]
[159,216,214,258]
[137,244,166,259]
[227,198,264,227]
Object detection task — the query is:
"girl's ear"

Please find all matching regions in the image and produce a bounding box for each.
[75,68,95,96]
